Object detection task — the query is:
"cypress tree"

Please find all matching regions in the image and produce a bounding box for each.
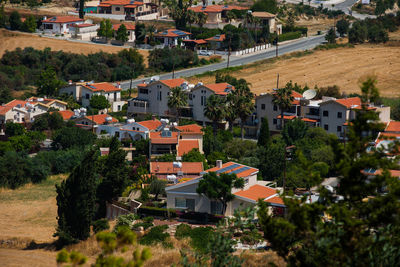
[55,149,99,244]
[257,116,270,147]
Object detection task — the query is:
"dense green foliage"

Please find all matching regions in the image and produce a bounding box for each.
[90,95,111,110]
[258,82,400,266]
[52,127,96,150]
[139,225,171,248]
[148,47,199,72]
[0,47,144,92]
[251,0,278,14]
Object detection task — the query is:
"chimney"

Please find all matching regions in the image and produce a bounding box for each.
[117,82,121,89]
[68,80,72,85]
[216,160,222,169]
[152,114,156,120]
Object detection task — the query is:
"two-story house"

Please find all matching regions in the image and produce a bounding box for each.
[149,128,179,157]
[74,114,118,129]
[41,16,84,35]
[128,78,188,118]
[189,82,233,124]
[150,161,204,182]
[98,0,158,19]
[166,161,284,216]
[96,118,162,141]
[59,81,125,112]
[175,124,204,155]
[319,97,390,138]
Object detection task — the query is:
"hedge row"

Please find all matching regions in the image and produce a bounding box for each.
[279,31,302,42]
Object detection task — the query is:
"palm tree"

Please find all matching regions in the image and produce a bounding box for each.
[168,86,188,123]
[234,82,254,140]
[196,12,208,31]
[204,94,226,136]
[138,25,147,44]
[226,10,236,24]
[146,24,156,45]
[225,93,238,132]
[272,87,294,130]
[187,10,197,33]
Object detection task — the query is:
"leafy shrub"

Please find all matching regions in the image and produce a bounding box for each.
[188,227,214,253]
[143,216,154,223]
[133,222,154,230]
[175,224,192,240]
[115,214,139,230]
[139,225,170,247]
[92,219,110,233]
[278,31,302,42]
[148,47,199,72]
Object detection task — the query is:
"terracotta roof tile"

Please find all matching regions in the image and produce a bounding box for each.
[85,114,118,125]
[206,34,226,42]
[112,23,135,31]
[150,162,203,174]
[53,110,75,120]
[265,196,284,205]
[206,161,258,178]
[137,119,162,131]
[183,39,208,44]
[175,124,203,135]
[204,83,234,95]
[335,97,362,108]
[70,23,95,28]
[155,29,191,38]
[234,184,277,201]
[189,4,247,13]
[385,121,400,133]
[177,140,199,156]
[42,16,84,23]
[150,131,179,144]
[160,78,187,88]
[82,82,120,92]
[252,11,276,18]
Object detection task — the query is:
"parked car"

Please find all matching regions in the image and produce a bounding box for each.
[199,50,213,56]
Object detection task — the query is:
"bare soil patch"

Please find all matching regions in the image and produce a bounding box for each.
[0,29,149,66]
[187,43,400,97]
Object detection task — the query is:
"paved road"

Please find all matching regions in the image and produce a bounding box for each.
[120,34,326,89]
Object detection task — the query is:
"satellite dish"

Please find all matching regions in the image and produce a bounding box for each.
[302,89,317,100]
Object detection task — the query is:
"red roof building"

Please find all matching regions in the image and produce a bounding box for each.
[175,124,203,135]
[150,161,203,180]
[112,23,135,31]
[53,110,75,121]
[385,121,400,133]
[137,119,162,131]
[177,139,200,157]
[82,82,121,93]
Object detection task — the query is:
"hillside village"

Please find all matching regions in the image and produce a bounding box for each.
[1,0,400,266]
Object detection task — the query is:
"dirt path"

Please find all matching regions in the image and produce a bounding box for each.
[188,42,400,97]
[0,29,150,66]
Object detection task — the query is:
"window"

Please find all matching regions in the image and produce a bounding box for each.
[210,201,223,215]
[118,105,121,111]
[201,96,206,106]
[157,85,161,89]
[115,7,120,11]
[139,88,148,94]
[114,92,117,101]
[115,131,120,137]
[85,93,90,99]
[261,104,266,110]
[189,94,193,100]
[337,112,342,118]
[324,124,329,131]
[273,119,277,125]
[323,110,329,117]
[139,7,142,11]
[157,91,162,101]
[175,198,195,211]
[273,105,277,111]
[337,126,342,132]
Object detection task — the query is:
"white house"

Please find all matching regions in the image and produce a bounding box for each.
[74,114,118,129]
[252,11,282,35]
[69,23,99,40]
[59,81,125,112]
[155,29,191,47]
[96,118,162,141]
[0,98,68,125]
[113,23,136,42]
[41,16,84,34]
[166,161,284,216]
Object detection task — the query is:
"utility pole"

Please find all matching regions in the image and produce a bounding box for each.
[276,73,280,89]
[275,36,278,58]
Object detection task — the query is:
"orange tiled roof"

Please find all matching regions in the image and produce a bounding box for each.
[206,161,258,178]
[234,184,277,201]
[277,115,296,120]
[70,23,95,28]
[252,11,276,18]
[385,121,400,133]
[82,82,120,92]
[150,131,179,144]
[177,140,199,156]
[376,132,400,141]
[42,16,84,23]
[0,99,28,115]
[98,0,143,6]
[265,196,284,205]
[137,119,162,131]
[150,162,203,174]
[155,29,191,38]
[86,114,118,125]
[53,110,75,120]
[183,39,208,44]
[175,124,203,135]
[302,117,318,123]
[113,23,135,31]
[204,83,234,95]
[335,97,362,108]
[160,78,187,88]
[372,169,400,177]
[206,34,226,42]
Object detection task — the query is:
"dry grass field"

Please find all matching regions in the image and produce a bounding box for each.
[187,40,400,97]
[0,29,150,66]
